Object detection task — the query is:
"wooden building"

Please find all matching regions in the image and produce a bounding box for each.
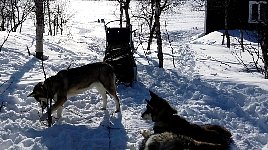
[205,0,268,34]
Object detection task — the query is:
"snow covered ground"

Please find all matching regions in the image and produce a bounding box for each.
[0,1,268,150]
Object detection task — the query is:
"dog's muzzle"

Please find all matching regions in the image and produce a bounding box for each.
[38,98,49,110]
[142,112,152,120]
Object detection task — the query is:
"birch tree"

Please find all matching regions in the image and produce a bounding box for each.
[35,0,44,60]
[155,0,163,68]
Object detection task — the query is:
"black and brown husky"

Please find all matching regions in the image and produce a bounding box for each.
[140,91,232,150]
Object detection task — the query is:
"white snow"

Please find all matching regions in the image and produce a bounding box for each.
[0,1,268,150]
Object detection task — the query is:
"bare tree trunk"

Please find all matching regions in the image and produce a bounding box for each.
[19,13,25,33]
[223,0,230,48]
[15,1,21,32]
[261,27,268,78]
[122,0,134,51]
[60,18,63,35]
[0,0,6,31]
[11,0,16,32]
[35,0,44,60]
[147,23,156,52]
[46,0,52,35]
[147,0,155,51]
[53,15,56,36]
[155,0,163,68]
[240,29,244,52]
[0,13,4,31]
[56,5,60,34]
[259,3,268,78]
[123,0,131,28]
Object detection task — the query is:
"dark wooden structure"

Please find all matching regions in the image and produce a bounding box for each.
[205,0,268,34]
[103,21,137,85]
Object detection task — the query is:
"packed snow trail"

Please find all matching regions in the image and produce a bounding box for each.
[1,1,268,150]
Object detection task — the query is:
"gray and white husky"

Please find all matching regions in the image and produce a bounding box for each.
[28,62,120,120]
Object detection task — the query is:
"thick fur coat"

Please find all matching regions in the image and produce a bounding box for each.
[28,62,120,120]
[140,91,232,150]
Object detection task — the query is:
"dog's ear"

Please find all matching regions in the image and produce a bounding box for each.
[162,100,178,115]
[170,106,177,114]
[145,99,153,109]
[149,90,178,114]
[28,82,44,97]
[149,90,154,95]
[149,90,158,98]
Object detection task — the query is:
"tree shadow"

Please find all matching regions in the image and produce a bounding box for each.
[24,110,127,150]
[0,56,37,106]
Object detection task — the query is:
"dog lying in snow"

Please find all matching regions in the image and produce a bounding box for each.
[140,91,232,150]
[140,131,225,150]
[28,62,120,120]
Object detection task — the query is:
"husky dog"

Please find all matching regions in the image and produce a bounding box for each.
[141,91,232,150]
[28,62,120,120]
[140,131,224,150]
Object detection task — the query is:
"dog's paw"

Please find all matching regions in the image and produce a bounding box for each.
[115,109,121,113]
[100,107,107,110]
[40,113,48,121]
[141,130,152,138]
